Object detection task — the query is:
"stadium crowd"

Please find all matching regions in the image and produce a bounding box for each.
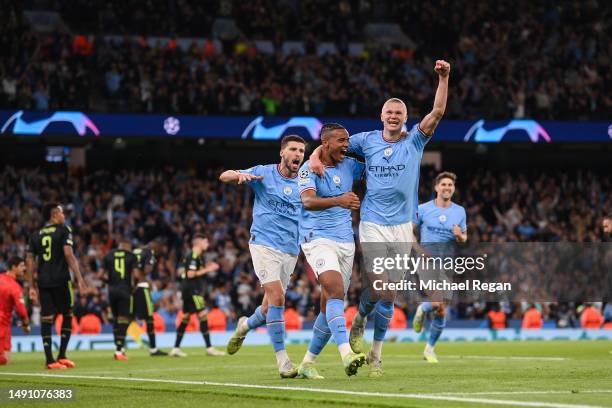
[0,165,609,330]
[1,1,610,119]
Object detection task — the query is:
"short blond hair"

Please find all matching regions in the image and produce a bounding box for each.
[382,98,407,113]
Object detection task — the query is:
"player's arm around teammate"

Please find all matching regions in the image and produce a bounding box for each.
[307,60,451,177]
[221,136,306,378]
[297,124,367,378]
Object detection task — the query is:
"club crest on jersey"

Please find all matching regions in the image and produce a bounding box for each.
[333,175,341,184]
[384,147,393,157]
[438,214,447,222]
[315,258,325,268]
[283,186,292,195]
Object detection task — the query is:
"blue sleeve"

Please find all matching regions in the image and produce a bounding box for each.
[460,207,467,232]
[298,164,316,195]
[416,205,425,226]
[350,158,365,181]
[408,124,430,152]
[348,132,366,156]
[240,165,262,177]
[239,165,264,187]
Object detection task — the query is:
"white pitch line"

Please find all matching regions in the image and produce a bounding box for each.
[448,356,567,361]
[373,354,569,361]
[0,372,604,408]
[434,391,612,396]
[68,358,566,374]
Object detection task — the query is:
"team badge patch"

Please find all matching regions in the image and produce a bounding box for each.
[333,175,341,184]
[315,258,325,268]
[384,147,393,157]
[283,186,292,195]
[438,214,447,222]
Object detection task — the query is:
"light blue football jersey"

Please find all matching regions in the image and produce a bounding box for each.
[240,164,302,255]
[349,124,429,226]
[417,200,467,243]
[298,157,365,244]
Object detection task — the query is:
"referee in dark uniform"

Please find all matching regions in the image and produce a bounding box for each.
[133,246,167,356]
[26,203,88,369]
[102,239,140,360]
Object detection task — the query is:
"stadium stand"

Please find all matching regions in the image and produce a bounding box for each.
[2,1,610,119]
[0,164,608,329]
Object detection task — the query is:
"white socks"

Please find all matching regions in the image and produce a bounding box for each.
[237,319,250,336]
[275,349,290,370]
[302,350,318,364]
[338,343,352,359]
[371,340,383,359]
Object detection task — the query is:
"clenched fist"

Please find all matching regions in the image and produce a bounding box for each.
[434,60,451,77]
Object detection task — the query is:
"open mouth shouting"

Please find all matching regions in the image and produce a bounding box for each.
[290,158,301,171]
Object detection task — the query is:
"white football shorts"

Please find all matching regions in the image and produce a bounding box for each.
[249,243,298,290]
[301,238,355,293]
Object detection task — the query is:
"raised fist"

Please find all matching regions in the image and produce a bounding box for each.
[434,60,451,77]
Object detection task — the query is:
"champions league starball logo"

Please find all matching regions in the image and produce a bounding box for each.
[463,119,551,143]
[163,116,180,135]
[1,110,100,136]
[241,116,323,140]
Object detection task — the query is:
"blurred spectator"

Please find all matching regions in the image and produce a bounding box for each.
[214,283,233,317]
[555,303,578,328]
[79,314,103,334]
[487,303,507,329]
[2,1,609,119]
[207,308,227,331]
[390,307,408,329]
[0,164,609,327]
[521,304,543,329]
[284,305,302,331]
[604,303,612,324]
[580,304,604,329]
[345,305,358,330]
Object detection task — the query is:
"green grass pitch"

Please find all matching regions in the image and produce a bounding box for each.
[1,341,611,407]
